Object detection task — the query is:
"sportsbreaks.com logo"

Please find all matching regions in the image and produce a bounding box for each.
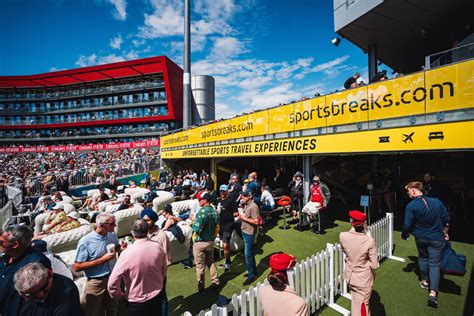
[289,82,454,124]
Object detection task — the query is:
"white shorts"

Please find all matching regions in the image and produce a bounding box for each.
[302,201,322,216]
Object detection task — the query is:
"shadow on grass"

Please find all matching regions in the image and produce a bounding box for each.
[371,290,386,315]
[463,266,474,315]
[402,255,462,295]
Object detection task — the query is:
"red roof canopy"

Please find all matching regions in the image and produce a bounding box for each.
[0,56,169,89]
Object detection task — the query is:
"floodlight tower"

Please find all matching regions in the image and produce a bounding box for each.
[183,0,191,128]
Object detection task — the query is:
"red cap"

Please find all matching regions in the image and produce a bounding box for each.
[349,210,366,223]
[270,253,296,272]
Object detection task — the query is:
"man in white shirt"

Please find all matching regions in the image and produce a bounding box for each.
[260,185,275,219]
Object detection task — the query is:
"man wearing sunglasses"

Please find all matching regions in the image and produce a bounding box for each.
[0,225,51,316]
[13,262,82,315]
[73,212,126,316]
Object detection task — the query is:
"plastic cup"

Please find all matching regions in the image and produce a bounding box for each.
[106,244,115,254]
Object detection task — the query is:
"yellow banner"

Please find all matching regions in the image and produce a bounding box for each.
[161,60,474,149]
[162,121,473,159]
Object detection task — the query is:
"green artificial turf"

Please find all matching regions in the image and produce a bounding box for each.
[166,215,473,316]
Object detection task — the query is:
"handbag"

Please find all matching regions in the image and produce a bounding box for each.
[441,241,466,276]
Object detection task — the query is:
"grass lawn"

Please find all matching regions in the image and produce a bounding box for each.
[165,214,473,316]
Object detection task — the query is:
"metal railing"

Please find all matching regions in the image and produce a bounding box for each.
[425,42,474,70]
[25,157,158,197]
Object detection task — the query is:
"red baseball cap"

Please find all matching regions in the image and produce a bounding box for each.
[349,210,366,223]
[270,253,296,272]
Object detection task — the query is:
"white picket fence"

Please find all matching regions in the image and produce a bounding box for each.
[184,213,402,316]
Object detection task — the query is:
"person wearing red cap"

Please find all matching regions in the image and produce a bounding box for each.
[340,210,379,316]
[258,253,308,316]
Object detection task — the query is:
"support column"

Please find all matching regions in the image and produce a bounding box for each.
[183,0,191,127]
[210,158,217,191]
[368,44,378,82]
[303,156,311,204]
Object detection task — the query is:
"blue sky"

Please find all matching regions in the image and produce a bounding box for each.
[1,0,373,118]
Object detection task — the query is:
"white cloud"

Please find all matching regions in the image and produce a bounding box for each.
[75,54,98,67]
[110,35,123,49]
[295,55,351,80]
[74,49,148,67]
[138,0,184,39]
[215,102,238,119]
[108,0,127,20]
[210,37,247,60]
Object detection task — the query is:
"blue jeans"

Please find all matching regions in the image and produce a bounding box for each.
[242,232,257,279]
[415,238,445,292]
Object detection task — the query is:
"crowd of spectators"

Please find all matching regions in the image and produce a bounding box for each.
[1,124,168,139]
[0,149,159,198]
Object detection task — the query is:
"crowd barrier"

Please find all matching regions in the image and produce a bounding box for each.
[184,213,403,316]
[25,158,156,197]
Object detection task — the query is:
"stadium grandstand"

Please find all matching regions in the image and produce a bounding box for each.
[0,56,183,145]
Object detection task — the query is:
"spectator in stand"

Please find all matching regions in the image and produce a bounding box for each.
[141,208,171,264]
[13,262,82,316]
[301,175,331,234]
[228,175,242,203]
[246,172,261,205]
[55,174,69,192]
[239,190,260,285]
[402,182,450,308]
[258,253,307,316]
[344,73,360,89]
[73,212,126,316]
[216,184,239,273]
[116,195,133,211]
[340,210,379,316]
[204,173,215,191]
[160,206,182,232]
[0,225,52,316]
[273,167,287,193]
[260,185,275,218]
[172,178,183,198]
[108,220,167,316]
[289,172,304,220]
[370,70,388,83]
[191,193,220,293]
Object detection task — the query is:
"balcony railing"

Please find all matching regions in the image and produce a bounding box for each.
[0,79,165,101]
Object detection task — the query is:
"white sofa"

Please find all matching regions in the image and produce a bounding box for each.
[112,204,144,237]
[167,221,193,263]
[42,218,93,253]
[124,187,150,203]
[152,191,175,212]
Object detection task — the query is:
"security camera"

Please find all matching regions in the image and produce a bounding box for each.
[331,36,341,47]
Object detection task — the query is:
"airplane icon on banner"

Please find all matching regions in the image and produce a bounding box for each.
[402,132,414,143]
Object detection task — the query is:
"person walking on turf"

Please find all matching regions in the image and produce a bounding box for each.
[402,181,450,308]
[191,193,220,293]
[340,210,379,316]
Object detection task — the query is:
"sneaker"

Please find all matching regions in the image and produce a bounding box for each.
[181,262,193,269]
[420,280,429,290]
[224,263,231,273]
[218,263,226,269]
[427,295,438,308]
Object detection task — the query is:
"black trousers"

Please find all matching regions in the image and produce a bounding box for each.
[126,290,164,316]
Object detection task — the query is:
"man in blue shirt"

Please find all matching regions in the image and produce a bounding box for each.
[0,225,51,316]
[73,212,125,316]
[402,181,450,308]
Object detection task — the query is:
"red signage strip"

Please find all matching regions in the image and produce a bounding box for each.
[0,139,160,153]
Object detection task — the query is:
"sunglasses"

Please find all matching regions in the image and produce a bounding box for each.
[104,221,116,226]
